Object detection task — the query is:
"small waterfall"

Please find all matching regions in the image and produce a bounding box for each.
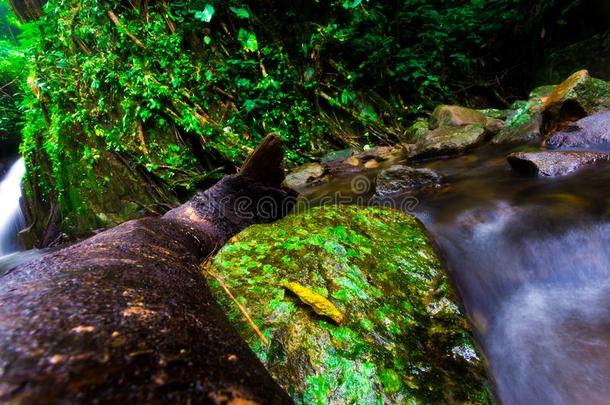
[0,158,26,256]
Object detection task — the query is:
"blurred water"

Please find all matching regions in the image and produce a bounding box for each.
[302,144,610,404]
[0,158,25,256]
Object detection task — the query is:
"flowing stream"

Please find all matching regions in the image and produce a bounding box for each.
[302,144,610,404]
[0,158,26,257]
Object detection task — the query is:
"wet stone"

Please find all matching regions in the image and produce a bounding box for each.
[210,205,491,404]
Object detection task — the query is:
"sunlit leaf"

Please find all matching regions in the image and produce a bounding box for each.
[238,29,258,52]
[342,0,362,9]
[229,7,250,19]
[194,4,215,23]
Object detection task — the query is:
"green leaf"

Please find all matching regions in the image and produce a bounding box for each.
[342,0,362,9]
[203,35,212,45]
[244,99,257,112]
[229,7,250,19]
[194,4,215,23]
[238,29,258,52]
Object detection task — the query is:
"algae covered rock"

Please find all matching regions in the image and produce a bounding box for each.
[543,69,610,121]
[210,205,491,404]
[411,124,486,159]
[430,105,488,129]
[491,99,544,145]
[430,105,504,135]
[404,118,429,142]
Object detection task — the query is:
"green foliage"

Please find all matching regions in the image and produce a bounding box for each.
[0,1,29,142]
[7,0,592,234]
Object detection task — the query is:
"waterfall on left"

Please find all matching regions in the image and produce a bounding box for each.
[0,158,26,256]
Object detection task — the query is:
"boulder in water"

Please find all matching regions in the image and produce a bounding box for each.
[430,105,487,128]
[543,70,610,125]
[210,205,491,404]
[430,105,504,135]
[374,165,441,198]
[321,145,408,178]
[545,110,610,149]
[322,148,357,163]
[507,150,610,176]
[284,162,327,190]
[492,99,544,145]
[411,124,486,159]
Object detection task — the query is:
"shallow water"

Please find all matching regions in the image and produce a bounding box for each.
[301,144,610,404]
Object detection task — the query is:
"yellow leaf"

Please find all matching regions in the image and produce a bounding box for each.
[283,282,344,325]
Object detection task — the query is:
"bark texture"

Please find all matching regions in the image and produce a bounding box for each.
[0,134,296,404]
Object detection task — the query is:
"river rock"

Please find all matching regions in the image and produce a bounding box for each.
[322,148,357,163]
[283,163,326,190]
[322,145,408,178]
[430,105,488,128]
[411,124,486,159]
[529,85,556,99]
[543,70,610,123]
[545,110,610,149]
[507,151,610,176]
[430,105,504,135]
[210,205,491,404]
[492,99,544,144]
[478,108,509,120]
[374,165,441,197]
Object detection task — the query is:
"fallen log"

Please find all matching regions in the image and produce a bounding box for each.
[0,134,296,404]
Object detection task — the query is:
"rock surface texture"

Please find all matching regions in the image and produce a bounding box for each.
[412,124,486,159]
[374,165,441,198]
[507,151,610,176]
[210,205,491,404]
[543,70,610,124]
[546,110,610,149]
[430,105,504,135]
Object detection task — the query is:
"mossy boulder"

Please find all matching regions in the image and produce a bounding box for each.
[411,124,486,159]
[491,99,544,145]
[284,163,327,191]
[543,69,610,122]
[210,205,492,404]
[430,105,504,135]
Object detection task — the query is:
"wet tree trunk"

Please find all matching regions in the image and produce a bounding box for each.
[0,134,296,404]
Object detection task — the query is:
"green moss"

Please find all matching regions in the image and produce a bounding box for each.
[405,118,429,142]
[211,205,491,404]
[492,98,543,144]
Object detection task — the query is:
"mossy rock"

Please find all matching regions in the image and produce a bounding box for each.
[543,69,610,119]
[210,205,492,404]
[411,124,486,159]
[405,118,430,142]
[491,99,543,145]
